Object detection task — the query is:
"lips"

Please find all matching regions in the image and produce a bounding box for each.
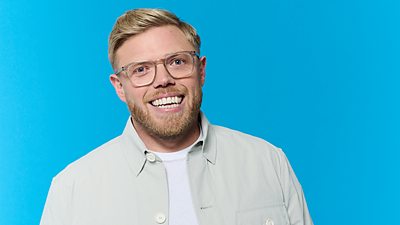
[150,95,183,109]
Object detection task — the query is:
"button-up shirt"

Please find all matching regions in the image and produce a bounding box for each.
[40,113,313,225]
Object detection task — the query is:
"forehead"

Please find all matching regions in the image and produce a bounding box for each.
[115,25,195,67]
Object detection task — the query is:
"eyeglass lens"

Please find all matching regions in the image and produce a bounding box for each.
[126,52,195,86]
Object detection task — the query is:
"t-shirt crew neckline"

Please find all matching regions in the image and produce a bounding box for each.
[148,126,203,162]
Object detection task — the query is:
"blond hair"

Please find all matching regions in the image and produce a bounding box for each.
[108,8,201,69]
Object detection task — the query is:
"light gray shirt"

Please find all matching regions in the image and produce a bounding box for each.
[40,113,313,225]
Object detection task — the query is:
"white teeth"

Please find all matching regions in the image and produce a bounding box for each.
[158,104,179,109]
[151,96,183,107]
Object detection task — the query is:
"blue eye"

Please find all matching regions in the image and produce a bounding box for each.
[135,67,145,73]
[170,58,185,66]
[168,54,191,67]
[129,63,153,77]
[174,59,184,65]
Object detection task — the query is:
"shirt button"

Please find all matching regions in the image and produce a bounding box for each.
[155,213,166,224]
[265,218,274,225]
[146,152,156,162]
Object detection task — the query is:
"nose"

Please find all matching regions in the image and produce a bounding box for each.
[152,62,176,88]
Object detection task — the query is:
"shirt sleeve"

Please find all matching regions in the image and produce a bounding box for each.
[40,176,73,225]
[277,149,314,225]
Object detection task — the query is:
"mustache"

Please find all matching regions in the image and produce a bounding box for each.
[144,86,187,102]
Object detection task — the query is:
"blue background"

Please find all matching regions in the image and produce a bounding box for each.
[1,0,399,224]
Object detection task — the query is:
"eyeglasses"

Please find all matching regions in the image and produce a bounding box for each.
[115,51,200,87]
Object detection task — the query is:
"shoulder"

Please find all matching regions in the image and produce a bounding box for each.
[52,135,126,185]
[212,125,283,154]
[210,125,288,166]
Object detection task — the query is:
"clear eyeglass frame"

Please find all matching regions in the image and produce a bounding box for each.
[115,50,200,87]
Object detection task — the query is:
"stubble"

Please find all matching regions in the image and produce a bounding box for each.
[127,86,202,140]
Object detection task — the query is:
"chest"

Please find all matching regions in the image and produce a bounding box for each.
[71,156,290,225]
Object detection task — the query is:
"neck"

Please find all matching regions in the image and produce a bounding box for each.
[132,118,200,153]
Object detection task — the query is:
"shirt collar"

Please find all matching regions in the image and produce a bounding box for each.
[120,112,217,176]
[199,112,217,165]
[120,117,148,176]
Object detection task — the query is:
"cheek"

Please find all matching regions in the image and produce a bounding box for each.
[193,80,204,93]
[187,76,203,89]
[125,89,146,105]
[186,85,203,103]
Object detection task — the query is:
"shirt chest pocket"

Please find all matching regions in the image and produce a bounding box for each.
[236,204,290,225]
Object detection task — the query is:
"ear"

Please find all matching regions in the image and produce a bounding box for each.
[109,74,127,102]
[199,56,206,86]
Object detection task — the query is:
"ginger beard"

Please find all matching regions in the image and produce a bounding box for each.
[127,86,202,140]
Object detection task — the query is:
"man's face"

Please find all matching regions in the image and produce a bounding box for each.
[110,25,206,140]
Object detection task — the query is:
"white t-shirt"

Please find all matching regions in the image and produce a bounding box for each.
[150,136,202,225]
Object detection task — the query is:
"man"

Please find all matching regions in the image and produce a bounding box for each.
[40,8,313,225]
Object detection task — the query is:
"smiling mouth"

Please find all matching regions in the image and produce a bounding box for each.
[150,96,183,109]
